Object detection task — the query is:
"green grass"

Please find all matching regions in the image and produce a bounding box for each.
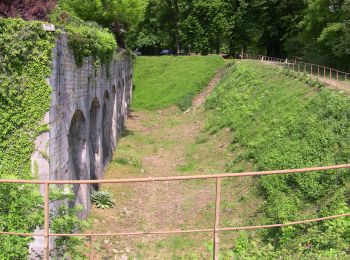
[133,55,224,110]
[205,60,350,258]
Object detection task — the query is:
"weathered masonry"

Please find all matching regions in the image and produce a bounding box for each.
[31,33,133,219]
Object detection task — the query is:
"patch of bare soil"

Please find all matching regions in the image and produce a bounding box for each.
[192,69,223,110]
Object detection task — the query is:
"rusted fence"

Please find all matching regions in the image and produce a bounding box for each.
[1,164,350,259]
[242,53,350,85]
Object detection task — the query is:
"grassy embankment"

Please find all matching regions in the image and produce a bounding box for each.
[133,55,224,111]
[205,60,350,258]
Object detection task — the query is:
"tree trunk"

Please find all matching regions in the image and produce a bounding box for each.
[166,0,181,54]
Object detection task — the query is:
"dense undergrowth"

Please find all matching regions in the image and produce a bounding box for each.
[206,61,350,258]
[133,55,224,111]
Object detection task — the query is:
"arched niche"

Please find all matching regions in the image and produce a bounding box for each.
[116,81,124,134]
[89,98,101,190]
[102,90,111,165]
[68,110,89,211]
[111,85,117,146]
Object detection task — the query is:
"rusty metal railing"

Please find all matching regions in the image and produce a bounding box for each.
[1,164,350,259]
[242,53,350,86]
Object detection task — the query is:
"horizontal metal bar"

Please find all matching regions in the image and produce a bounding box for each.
[2,212,349,238]
[0,231,34,236]
[0,164,349,184]
[219,213,350,231]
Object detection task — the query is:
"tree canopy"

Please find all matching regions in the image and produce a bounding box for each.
[126,0,349,69]
[2,0,348,68]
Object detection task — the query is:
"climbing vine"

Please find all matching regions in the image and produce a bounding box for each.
[0,17,56,258]
[0,13,118,257]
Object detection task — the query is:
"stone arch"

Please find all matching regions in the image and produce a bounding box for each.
[102,90,111,165]
[111,85,117,146]
[68,110,89,211]
[89,98,101,190]
[116,82,123,137]
[122,77,128,120]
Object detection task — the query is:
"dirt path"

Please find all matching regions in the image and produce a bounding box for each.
[85,71,260,259]
[192,69,223,110]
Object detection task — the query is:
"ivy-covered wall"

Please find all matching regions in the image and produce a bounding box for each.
[0,17,133,258]
[0,18,55,179]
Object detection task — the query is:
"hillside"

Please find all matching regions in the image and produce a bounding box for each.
[206,60,350,258]
[86,59,350,259]
[133,55,224,110]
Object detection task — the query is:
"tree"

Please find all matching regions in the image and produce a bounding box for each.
[301,0,350,68]
[60,0,148,48]
[0,0,57,20]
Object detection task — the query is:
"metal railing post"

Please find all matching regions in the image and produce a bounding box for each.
[213,177,221,260]
[89,236,93,260]
[44,182,50,260]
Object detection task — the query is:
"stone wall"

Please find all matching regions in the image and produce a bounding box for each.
[31,33,133,217]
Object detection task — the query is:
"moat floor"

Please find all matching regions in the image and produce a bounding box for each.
[85,77,261,259]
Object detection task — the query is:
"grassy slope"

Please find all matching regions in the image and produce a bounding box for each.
[133,55,224,110]
[206,60,350,258]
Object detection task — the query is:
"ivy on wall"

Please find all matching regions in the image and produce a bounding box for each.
[0,18,55,179]
[50,9,118,67]
[0,12,118,256]
[0,17,55,258]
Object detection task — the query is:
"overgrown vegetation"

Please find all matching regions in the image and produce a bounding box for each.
[133,55,224,110]
[206,61,350,257]
[0,17,91,258]
[49,6,118,67]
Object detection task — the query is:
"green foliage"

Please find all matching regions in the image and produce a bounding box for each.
[49,185,87,258]
[206,61,350,256]
[300,0,350,68]
[59,0,148,28]
[65,23,117,67]
[0,17,55,258]
[0,182,44,259]
[133,55,224,110]
[0,18,87,258]
[91,191,115,209]
[59,0,148,49]
[0,18,55,179]
[50,8,117,67]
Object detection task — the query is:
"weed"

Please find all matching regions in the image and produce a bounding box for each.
[91,191,115,209]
